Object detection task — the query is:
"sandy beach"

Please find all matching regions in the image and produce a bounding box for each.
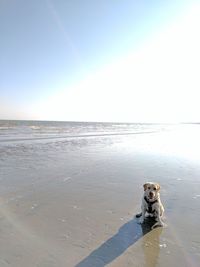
[0,124,200,267]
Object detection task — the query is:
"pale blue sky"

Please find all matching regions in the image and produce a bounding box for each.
[0,0,199,122]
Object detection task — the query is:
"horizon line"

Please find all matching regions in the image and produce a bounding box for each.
[0,118,199,124]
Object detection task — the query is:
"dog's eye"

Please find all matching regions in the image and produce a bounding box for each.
[148,187,151,190]
[153,187,156,191]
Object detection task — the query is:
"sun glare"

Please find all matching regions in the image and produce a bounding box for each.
[34,4,200,123]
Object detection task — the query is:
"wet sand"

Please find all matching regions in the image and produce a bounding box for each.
[0,125,200,267]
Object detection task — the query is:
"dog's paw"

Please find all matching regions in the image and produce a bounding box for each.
[151,222,164,229]
[136,212,142,218]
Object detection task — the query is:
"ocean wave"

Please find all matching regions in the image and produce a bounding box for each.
[0,120,172,144]
[0,130,161,143]
[29,126,41,130]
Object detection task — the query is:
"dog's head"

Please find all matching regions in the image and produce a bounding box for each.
[143,182,160,200]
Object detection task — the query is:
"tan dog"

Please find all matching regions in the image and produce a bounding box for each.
[136,182,164,229]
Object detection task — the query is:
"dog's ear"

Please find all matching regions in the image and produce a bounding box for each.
[156,183,161,191]
[143,183,149,191]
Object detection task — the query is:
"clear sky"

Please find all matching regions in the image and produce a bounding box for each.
[0,0,199,122]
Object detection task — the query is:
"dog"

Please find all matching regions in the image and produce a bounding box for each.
[136,182,164,229]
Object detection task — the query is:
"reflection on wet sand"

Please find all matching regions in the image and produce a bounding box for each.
[141,218,163,267]
[75,217,162,267]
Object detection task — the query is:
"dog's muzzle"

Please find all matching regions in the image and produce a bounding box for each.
[149,191,154,199]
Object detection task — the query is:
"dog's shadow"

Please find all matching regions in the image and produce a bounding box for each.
[75,217,161,267]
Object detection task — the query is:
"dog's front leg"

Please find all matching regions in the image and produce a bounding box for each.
[139,206,146,224]
[151,210,163,229]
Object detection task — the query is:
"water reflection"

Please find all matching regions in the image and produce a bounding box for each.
[142,218,163,267]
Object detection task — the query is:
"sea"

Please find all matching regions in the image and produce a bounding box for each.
[0,120,172,143]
